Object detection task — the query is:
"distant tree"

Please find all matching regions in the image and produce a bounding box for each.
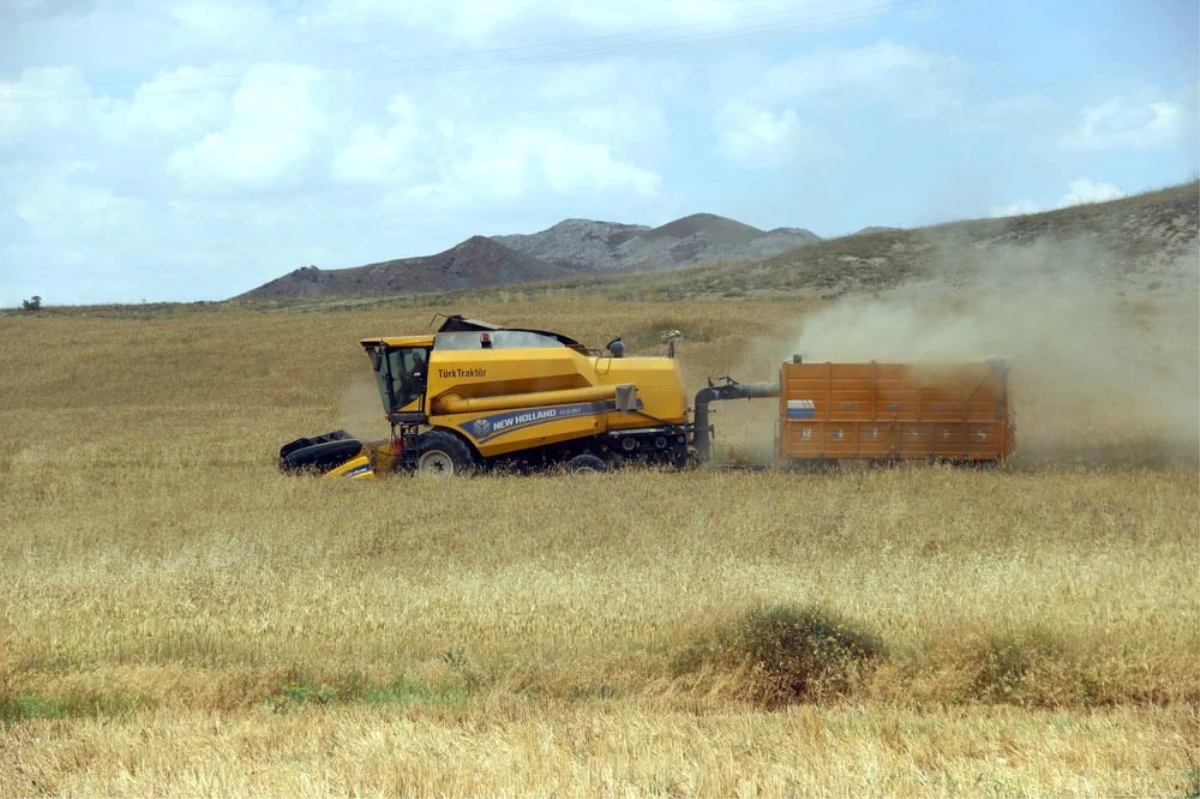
[21,295,41,312]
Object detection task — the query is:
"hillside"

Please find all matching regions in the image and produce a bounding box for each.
[239,211,822,300]
[229,181,1196,305]
[611,181,1200,301]
[235,236,576,301]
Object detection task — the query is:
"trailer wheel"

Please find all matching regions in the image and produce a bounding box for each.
[565,454,608,474]
[413,430,477,477]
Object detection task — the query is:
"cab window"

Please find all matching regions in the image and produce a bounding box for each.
[372,346,430,411]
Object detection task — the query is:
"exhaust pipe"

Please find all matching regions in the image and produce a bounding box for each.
[692,379,779,462]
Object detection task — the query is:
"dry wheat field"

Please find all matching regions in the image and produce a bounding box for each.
[1,296,1197,798]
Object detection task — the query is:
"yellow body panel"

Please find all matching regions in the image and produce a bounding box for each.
[322,454,376,479]
[423,347,687,459]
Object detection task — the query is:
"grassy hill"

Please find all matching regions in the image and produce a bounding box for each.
[612,180,1199,301]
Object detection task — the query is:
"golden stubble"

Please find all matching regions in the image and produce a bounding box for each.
[0,297,1196,797]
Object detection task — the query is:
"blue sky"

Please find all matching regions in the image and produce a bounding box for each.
[1,0,1196,305]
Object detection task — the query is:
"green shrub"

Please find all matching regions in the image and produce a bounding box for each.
[737,604,886,705]
[677,604,886,707]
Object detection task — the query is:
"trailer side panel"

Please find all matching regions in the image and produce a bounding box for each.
[778,360,1014,463]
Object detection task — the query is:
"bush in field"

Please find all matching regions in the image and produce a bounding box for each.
[21,295,41,312]
[968,627,1067,705]
[739,604,886,705]
[679,604,886,707]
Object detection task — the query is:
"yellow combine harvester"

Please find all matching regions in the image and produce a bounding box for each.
[279,314,776,478]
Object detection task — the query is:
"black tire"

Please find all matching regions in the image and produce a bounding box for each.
[280,438,363,474]
[413,430,477,476]
[565,453,608,474]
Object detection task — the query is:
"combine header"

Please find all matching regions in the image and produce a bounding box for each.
[279,314,1014,478]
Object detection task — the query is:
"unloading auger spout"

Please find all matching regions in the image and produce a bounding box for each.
[692,377,781,462]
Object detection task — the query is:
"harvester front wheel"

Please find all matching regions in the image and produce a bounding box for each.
[413,430,477,477]
[565,453,608,474]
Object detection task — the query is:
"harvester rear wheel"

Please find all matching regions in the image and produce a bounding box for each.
[413,430,476,477]
[565,454,608,474]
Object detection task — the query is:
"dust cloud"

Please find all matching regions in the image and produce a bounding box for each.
[787,237,1200,467]
[336,377,391,442]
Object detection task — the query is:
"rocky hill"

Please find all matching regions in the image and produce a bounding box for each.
[234,183,1196,303]
[238,211,821,300]
[235,236,577,301]
[494,213,819,271]
[490,219,652,271]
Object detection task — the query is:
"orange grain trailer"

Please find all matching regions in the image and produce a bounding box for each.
[777,358,1015,465]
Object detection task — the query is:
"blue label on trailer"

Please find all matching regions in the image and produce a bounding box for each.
[787,399,815,420]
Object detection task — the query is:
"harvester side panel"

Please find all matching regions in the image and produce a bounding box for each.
[439,403,608,457]
[779,360,1013,463]
[425,342,690,461]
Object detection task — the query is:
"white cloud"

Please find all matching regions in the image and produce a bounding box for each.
[750,38,964,118]
[1060,96,1185,151]
[331,95,421,183]
[535,58,689,104]
[0,63,236,147]
[567,98,667,146]
[120,66,228,135]
[535,132,661,196]
[953,93,1063,134]
[169,0,273,37]
[1057,178,1126,206]
[710,38,956,168]
[167,65,328,188]
[18,179,142,237]
[0,66,92,139]
[323,0,883,40]
[561,0,797,29]
[1,0,94,22]
[446,127,662,199]
[328,88,663,199]
[714,100,835,167]
[989,178,1126,218]
[987,199,1041,218]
